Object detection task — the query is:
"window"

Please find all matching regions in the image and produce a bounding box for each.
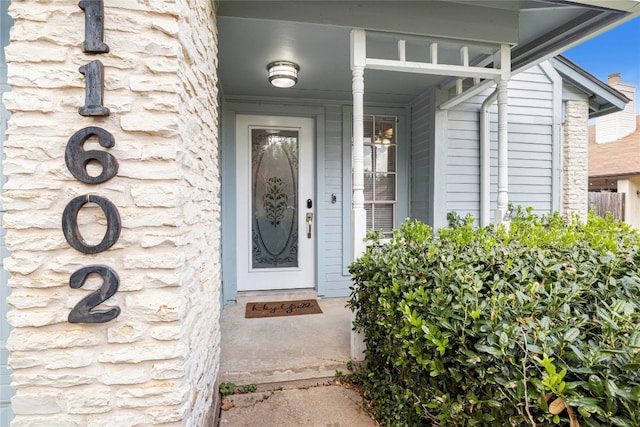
[361,115,397,237]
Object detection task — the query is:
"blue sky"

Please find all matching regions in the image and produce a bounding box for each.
[563,16,640,114]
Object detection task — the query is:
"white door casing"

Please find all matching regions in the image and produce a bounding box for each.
[236,115,315,291]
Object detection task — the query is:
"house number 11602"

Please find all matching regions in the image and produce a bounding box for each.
[62,0,122,323]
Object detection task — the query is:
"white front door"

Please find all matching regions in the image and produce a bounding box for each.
[236,115,315,291]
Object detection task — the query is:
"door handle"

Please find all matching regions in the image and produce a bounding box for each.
[306,213,313,239]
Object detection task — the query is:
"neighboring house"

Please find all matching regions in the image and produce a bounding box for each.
[588,74,640,228]
[1,1,639,424]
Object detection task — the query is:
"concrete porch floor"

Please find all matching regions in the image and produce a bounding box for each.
[218,290,353,386]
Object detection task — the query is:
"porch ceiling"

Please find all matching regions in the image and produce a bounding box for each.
[217,1,637,104]
[218,17,447,104]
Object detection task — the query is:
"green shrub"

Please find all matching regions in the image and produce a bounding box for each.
[348,208,640,426]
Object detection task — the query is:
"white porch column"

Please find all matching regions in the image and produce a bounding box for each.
[495,44,511,223]
[350,29,367,361]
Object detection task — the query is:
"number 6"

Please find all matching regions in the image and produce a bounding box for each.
[65,126,118,184]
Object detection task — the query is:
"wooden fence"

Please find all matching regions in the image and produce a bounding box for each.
[588,192,625,221]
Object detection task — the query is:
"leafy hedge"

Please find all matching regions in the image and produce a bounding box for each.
[348,209,640,426]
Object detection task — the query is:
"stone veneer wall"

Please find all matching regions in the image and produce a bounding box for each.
[2,0,221,425]
[562,100,589,222]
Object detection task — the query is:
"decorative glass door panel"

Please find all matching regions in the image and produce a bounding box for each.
[251,129,299,269]
[236,116,315,291]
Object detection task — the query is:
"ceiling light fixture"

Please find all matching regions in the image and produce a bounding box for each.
[267,61,299,88]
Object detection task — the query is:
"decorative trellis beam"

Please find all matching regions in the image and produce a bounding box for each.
[365,58,502,80]
[440,43,511,110]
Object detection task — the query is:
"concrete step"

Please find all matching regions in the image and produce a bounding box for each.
[219,292,352,386]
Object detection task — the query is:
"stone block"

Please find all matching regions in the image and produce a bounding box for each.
[120,113,179,137]
[118,208,180,229]
[101,365,150,385]
[123,251,184,270]
[2,91,55,112]
[125,291,182,322]
[8,349,95,370]
[65,387,113,414]
[7,64,84,89]
[7,292,59,309]
[146,405,186,423]
[7,328,101,351]
[12,392,62,415]
[151,361,184,380]
[140,233,181,248]
[118,161,183,180]
[130,183,180,208]
[98,343,184,364]
[48,255,100,275]
[139,271,180,288]
[150,325,181,341]
[86,412,149,427]
[104,95,134,113]
[107,323,146,344]
[4,43,68,63]
[145,58,179,74]
[12,373,95,388]
[5,234,67,252]
[116,382,183,408]
[108,0,179,14]
[7,309,67,328]
[108,37,179,58]
[2,174,62,190]
[129,75,180,93]
[11,417,81,427]
[4,252,45,275]
[151,18,179,37]
[142,93,181,113]
[1,191,58,210]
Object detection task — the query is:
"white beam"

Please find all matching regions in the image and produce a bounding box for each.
[366,58,502,80]
[430,42,438,64]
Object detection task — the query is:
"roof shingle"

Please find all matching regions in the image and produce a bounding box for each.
[588,116,640,178]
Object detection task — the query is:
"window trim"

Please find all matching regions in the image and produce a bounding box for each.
[341,105,410,275]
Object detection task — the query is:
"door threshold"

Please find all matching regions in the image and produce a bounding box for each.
[235,289,318,303]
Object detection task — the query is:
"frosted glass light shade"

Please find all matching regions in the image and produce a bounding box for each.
[267,61,299,88]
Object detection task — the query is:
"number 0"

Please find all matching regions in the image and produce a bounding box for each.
[62,194,121,254]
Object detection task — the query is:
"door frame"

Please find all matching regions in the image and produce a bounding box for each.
[221,100,326,304]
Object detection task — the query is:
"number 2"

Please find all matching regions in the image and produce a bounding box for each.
[68,265,121,323]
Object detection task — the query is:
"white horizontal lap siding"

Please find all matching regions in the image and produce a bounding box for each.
[446,65,555,224]
[322,105,350,296]
[491,65,555,219]
[447,95,485,221]
[410,88,434,224]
